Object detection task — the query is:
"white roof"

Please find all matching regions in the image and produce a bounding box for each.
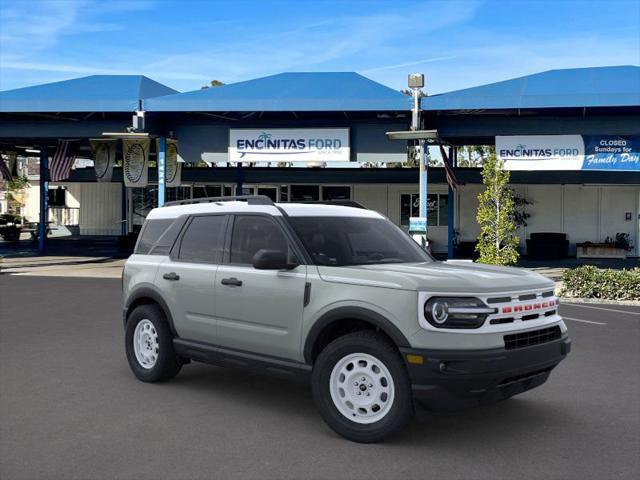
[147,201,382,220]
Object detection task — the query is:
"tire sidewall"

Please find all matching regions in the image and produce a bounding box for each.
[125,304,179,382]
[312,332,413,443]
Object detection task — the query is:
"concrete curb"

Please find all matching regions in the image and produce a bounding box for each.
[560,297,640,306]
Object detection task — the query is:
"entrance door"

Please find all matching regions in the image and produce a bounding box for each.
[214,214,307,360]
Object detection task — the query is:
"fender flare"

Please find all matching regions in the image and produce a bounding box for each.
[124,287,177,336]
[303,306,410,364]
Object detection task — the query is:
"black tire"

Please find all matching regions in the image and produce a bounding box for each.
[312,331,414,443]
[125,304,182,382]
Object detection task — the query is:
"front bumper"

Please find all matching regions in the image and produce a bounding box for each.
[400,335,571,410]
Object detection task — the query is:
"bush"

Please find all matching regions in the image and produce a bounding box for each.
[561,265,640,300]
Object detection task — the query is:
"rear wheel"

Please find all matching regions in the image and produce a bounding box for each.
[125,304,182,382]
[312,331,414,443]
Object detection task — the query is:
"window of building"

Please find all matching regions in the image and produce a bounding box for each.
[131,187,158,229]
[229,215,290,265]
[322,185,351,201]
[166,186,192,203]
[48,187,66,207]
[290,185,319,202]
[192,185,222,199]
[178,215,227,263]
[400,193,448,228]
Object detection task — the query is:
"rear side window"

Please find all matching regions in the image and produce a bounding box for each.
[135,219,173,254]
[178,215,227,263]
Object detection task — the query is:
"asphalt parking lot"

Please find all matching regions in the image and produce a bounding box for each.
[1,276,638,480]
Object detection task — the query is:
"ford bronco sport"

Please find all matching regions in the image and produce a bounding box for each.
[123,195,571,443]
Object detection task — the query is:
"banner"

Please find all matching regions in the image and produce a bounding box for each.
[582,136,640,171]
[229,128,350,163]
[90,139,116,182]
[156,138,181,187]
[497,135,584,170]
[123,138,149,187]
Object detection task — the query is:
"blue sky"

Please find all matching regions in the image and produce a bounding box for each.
[0,0,638,94]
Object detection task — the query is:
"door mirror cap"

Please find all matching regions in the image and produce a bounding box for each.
[252,249,298,270]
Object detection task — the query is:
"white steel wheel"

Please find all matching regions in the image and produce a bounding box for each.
[329,352,395,424]
[133,319,159,369]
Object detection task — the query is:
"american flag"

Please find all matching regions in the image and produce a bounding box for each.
[50,140,77,182]
[439,145,458,190]
[0,156,12,181]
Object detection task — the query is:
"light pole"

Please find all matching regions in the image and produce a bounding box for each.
[408,73,428,247]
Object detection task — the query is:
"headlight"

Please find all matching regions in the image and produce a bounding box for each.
[424,297,495,329]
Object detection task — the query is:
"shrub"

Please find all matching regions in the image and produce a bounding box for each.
[561,265,640,300]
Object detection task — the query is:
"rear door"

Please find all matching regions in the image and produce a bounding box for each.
[156,214,228,344]
[214,214,307,360]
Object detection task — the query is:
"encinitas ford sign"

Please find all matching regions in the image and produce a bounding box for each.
[497,135,584,170]
[229,128,350,163]
[497,135,640,171]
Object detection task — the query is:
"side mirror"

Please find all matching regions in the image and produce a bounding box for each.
[252,249,298,270]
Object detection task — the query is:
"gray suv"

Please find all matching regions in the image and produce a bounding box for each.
[123,195,570,442]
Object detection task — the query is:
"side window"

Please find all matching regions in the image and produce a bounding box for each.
[178,215,227,263]
[135,219,173,254]
[229,216,290,265]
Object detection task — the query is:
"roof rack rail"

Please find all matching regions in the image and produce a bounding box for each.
[296,200,368,209]
[163,195,275,207]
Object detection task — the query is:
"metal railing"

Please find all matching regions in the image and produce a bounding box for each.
[48,206,79,226]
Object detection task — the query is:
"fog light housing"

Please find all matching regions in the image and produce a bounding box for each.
[424,297,494,329]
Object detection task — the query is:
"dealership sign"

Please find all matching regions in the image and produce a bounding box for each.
[582,136,640,170]
[497,135,640,171]
[229,128,350,163]
[496,135,584,170]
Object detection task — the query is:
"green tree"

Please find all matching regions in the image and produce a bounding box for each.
[475,153,519,265]
[201,80,225,89]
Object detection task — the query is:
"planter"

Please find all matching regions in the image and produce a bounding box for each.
[576,243,627,259]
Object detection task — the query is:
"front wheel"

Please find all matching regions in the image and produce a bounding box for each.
[312,331,414,443]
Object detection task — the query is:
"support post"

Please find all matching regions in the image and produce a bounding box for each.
[236,163,244,194]
[447,146,456,259]
[157,137,166,207]
[121,182,127,236]
[38,146,48,255]
[419,140,428,218]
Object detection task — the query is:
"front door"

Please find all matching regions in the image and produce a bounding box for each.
[214,214,307,360]
[156,214,228,345]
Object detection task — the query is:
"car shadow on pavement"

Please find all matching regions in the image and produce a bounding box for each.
[150,362,576,445]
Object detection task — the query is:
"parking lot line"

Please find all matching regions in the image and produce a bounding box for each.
[563,303,640,317]
[562,316,607,326]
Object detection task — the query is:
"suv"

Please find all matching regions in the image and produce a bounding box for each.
[123,195,571,443]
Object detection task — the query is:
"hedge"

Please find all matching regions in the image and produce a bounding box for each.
[561,265,640,300]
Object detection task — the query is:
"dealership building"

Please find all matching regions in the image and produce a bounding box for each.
[0,65,639,257]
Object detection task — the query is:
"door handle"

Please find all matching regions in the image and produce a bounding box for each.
[221,277,242,287]
[162,272,180,281]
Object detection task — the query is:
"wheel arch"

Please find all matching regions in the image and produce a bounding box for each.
[124,287,177,336]
[303,307,410,364]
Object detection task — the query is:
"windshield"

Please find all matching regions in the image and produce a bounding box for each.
[289,216,433,266]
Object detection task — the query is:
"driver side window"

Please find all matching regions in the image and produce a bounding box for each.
[229,215,293,265]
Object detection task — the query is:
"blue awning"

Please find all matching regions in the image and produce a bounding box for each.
[0,75,178,113]
[145,72,410,112]
[422,66,640,111]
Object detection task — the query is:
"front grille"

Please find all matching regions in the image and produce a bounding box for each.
[504,326,561,350]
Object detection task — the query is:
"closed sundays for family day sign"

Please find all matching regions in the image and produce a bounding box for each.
[229,128,350,163]
[497,135,640,171]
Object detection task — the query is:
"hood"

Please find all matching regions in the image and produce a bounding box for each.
[317,260,554,294]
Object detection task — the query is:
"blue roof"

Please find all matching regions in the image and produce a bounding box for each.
[0,75,178,113]
[145,72,410,112]
[422,66,640,111]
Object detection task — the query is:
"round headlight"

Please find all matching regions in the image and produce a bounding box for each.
[430,300,449,324]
